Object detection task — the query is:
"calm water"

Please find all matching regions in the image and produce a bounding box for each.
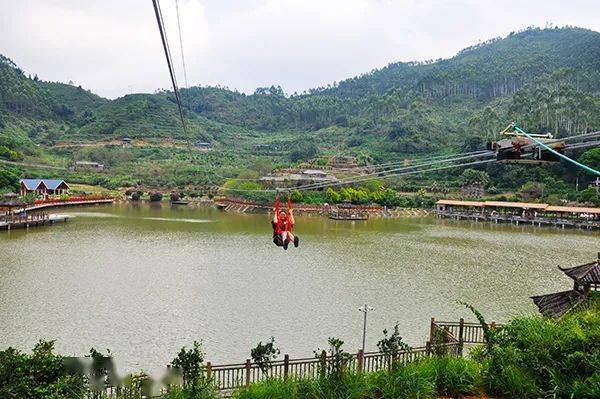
[0,203,598,372]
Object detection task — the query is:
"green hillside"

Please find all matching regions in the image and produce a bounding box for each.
[0,26,599,196]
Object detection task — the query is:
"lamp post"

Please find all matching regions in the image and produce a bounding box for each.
[357,304,374,352]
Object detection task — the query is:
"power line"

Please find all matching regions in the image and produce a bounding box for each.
[151,0,188,136]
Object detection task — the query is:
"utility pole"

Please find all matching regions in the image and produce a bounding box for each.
[357,304,374,352]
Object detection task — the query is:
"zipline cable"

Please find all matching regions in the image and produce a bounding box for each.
[362,150,492,171]
[288,151,495,192]
[152,0,188,136]
[220,158,499,194]
[174,0,189,89]
[514,124,599,176]
[520,131,600,151]
[215,149,494,182]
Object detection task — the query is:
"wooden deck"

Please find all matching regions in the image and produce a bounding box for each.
[0,198,113,232]
[0,213,69,231]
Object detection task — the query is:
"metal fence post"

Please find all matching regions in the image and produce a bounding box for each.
[458,318,465,356]
[283,354,289,381]
[245,359,251,387]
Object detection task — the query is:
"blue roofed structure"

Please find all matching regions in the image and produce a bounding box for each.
[19,179,70,198]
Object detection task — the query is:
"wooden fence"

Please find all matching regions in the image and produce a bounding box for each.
[97,318,491,395]
[205,343,459,391]
[429,317,501,356]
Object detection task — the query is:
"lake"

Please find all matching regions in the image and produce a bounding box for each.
[0,203,598,373]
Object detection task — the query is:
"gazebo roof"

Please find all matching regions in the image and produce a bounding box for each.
[559,259,600,285]
[531,290,586,317]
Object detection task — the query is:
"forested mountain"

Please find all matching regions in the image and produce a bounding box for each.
[0,26,599,193]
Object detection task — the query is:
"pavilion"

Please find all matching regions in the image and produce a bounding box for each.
[531,255,600,317]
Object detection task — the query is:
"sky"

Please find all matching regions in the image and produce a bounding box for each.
[1,0,599,99]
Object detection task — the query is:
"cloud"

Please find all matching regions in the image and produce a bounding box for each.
[1,0,598,98]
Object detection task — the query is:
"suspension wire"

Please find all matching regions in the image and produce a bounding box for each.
[564,141,600,151]
[213,150,494,183]
[513,125,599,176]
[152,0,188,136]
[521,131,600,151]
[364,150,492,170]
[174,0,189,89]
[288,151,496,192]
[314,158,498,190]
[220,158,499,194]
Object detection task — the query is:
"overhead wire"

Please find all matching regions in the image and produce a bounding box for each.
[288,151,496,192]
[174,0,189,89]
[220,157,499,194]
[151,0,188,136]
[514,125,599,176]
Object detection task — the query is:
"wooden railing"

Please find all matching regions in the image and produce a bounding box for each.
[204,343,459,391]
[1,212,50,224]
[93,319,476,394]
[34,195,114,205]
[429,317,502,356]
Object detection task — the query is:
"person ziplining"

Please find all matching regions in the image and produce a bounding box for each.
[272,196,299,250]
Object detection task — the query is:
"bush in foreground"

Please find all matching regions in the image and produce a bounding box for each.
[232,356,480,399]
[467,294,600,399]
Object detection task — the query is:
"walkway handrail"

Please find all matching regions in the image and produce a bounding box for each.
[204,342,459,390]
[430,317,502,350]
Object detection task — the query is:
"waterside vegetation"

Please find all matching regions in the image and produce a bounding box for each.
[2,296,599,398]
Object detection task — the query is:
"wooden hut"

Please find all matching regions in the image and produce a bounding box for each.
[19,179,70,198]
[531,255,600,317]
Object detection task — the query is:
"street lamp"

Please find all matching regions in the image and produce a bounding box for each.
[357,304,374,352]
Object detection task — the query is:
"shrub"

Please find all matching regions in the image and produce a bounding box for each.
[171,341,207,391]
[467,297,600,398]
[0,340,86,398]
[518,181,545,200]
[377,322,411,370]
[578,187,599,205]
[170,192,180,202]
[366,362,436,399]
[149,191,163,202]
[250,337,280,375]
[313,337,352,381]
[427,357,479,397]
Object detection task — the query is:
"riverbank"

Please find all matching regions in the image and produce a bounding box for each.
[3,296,599,398]
[213,197,430,218]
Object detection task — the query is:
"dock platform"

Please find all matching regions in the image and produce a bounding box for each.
[0,214,69,231]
